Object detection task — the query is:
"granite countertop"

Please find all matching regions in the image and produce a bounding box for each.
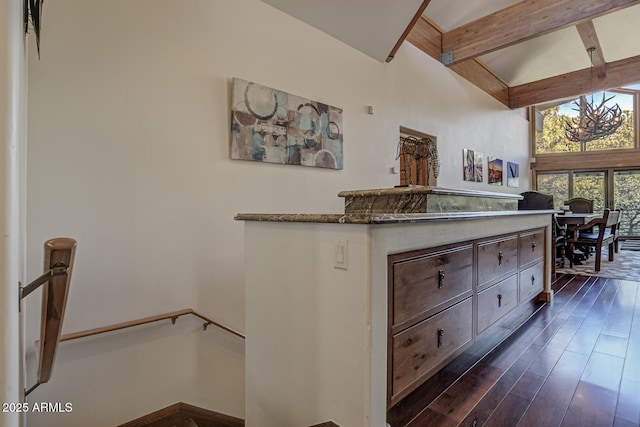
[236,187,549,223]
[234,210,555,224]
[337,186,524,200]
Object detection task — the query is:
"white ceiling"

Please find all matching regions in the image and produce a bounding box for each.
[258,0,426,62]
[426,0,520,31]
[259,0,640,99]
[470,2,640,86]
[480,26,590,86]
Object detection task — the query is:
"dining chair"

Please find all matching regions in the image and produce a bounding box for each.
[519,191,554,210]
[564,197,594,213]
[566,208,620,271]
[564,198,595,253]
[613,208,623,252]
[518,192,567,267]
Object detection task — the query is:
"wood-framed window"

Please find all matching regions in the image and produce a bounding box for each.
[531,85,640,172]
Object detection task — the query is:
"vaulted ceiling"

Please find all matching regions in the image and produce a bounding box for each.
[260,0,640,109]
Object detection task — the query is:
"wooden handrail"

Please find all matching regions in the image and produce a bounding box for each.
[60,309,245,342]
[21,237,77,397]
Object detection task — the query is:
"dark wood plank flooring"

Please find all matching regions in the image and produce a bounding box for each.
[389,273,640,427]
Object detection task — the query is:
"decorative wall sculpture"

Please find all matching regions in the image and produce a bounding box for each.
[396,135,439,186]
[231,78,343,170]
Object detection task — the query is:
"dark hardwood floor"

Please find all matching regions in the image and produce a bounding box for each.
[390,273,640,427]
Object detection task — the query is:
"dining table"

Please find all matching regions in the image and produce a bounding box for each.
[554,212,600,227]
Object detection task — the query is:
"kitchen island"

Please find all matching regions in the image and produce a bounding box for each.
[236,187,555,427]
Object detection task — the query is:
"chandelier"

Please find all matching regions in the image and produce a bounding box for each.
[564,94,624,143]
[564,48,624,143]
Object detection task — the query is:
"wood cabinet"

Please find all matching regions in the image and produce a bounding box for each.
[387,227,546,407]
[391,298,473,401]
[519,229,545,267]
[519,261,544,303]
[390,243,473,332]
[477,234,518,289]
[241,209,554,427]
[518,229,545,303]
[477,274,518,334]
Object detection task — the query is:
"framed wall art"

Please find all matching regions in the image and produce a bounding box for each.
[507,161,520,187]
[463,149,483,182]
[488,157,503,185]
[230,78,343,170]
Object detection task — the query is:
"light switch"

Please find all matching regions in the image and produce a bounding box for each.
[334,239,348,269]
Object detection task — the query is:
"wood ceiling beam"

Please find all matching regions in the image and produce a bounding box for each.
[406,15,441,59]
[509,54,640,108]
[450,62,509,107]
[386,0,433,62]
[441,0,640,65]
[575,20,606,78]
[407,17,509,106]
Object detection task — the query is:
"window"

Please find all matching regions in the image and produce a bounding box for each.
[534,90,636,154]
[613,170,640,237]
[537,169,640,238]
[532,86,640,238]
[573,171,606,211]
[536,173,568,210]
[536,170,606,212]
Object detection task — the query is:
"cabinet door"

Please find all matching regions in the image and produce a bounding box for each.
[391,298,473,404]
[519,229,545,268]
[391,244,472,329]
[477,274,518,334]
[519,261,544,303]
[477,234,518,289]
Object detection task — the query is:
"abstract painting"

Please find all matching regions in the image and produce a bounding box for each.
[463,149,483,182]
[507,161,520,187]
[488,157,503,185]
[231,78,343,170]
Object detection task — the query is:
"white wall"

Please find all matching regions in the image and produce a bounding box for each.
[25,0,529,425]
[245,222,372,427]
[1,1,26,426]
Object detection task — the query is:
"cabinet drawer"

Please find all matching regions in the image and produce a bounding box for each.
[519,261,544,303]
[519,229,545,267]
[391,298,473,401]
[477,274,518,334]
[392,244,473,327]
[477,234,518,288]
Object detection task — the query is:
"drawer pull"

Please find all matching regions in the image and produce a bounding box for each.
[437,328,445,348]
[531,242,536,251]
[498,251,504,265]
[438,270,445,288]
[498,293,503,308]
[531,275,535,285]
